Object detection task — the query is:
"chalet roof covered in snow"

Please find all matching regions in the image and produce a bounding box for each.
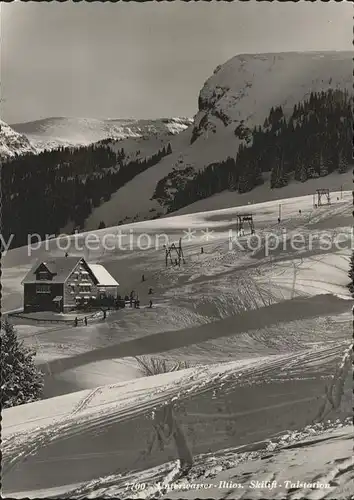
[21,257,84,284]
[88,264,119,287]
[21,257,118,287]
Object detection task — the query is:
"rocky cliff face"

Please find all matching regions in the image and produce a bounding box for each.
[191,51,352,145]
[149,51,352,209]
[0,120,37,159]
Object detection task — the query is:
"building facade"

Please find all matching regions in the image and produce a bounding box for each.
[22,257,118,313]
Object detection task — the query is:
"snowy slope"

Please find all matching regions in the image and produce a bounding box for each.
[86,51,352,227]
[162,424,353,500]
[4,422,354,499]
[2,349,352,498]
[84,127,192,229]
[2,189,352,498]
[0,120,37,159]
[2,191,352,378]
[85,166,352,231]
[172,170,353,216]
[2,51,353,496]
[10,116,193,152]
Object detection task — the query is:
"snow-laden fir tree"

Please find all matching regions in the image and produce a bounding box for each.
[1,320,44,408]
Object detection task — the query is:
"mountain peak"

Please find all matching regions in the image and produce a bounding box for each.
[193,50,352,143]
[0,120,37,159]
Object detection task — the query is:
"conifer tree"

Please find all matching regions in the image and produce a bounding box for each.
[348,251,354,294]
[338,152,348,173]
[319,153,328,177]
[295,155,308,182]
[1,320,44,408]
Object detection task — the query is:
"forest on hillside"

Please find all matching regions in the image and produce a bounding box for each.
[152,89,352,213]
[2,142,172,249]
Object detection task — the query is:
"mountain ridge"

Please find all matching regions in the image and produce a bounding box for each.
[2,51,352,238]
[10,116,194,152]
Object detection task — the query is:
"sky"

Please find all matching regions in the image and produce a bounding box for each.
[1,1,352,124]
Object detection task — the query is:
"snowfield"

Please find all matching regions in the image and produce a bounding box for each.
[2,186,352,498]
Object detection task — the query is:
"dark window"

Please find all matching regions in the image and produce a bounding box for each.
[36,284,51,294]
[38,271,50,280]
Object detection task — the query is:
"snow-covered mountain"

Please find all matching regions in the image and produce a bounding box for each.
[10,116,193,152]
[86,51,353,229]
[5,51,352,232]
[0,120,37,159]
[152,51,352,203]
[192,51,352,143]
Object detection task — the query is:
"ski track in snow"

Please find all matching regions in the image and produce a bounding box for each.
[40,424,352,500]
[2,187,353,498]
[71,387,105,416]
[2,340,351,479]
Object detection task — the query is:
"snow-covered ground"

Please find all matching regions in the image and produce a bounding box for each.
[2,348,352,498]
[173,171,353,217]
[13,422,351,500]
[2,189,352,498]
